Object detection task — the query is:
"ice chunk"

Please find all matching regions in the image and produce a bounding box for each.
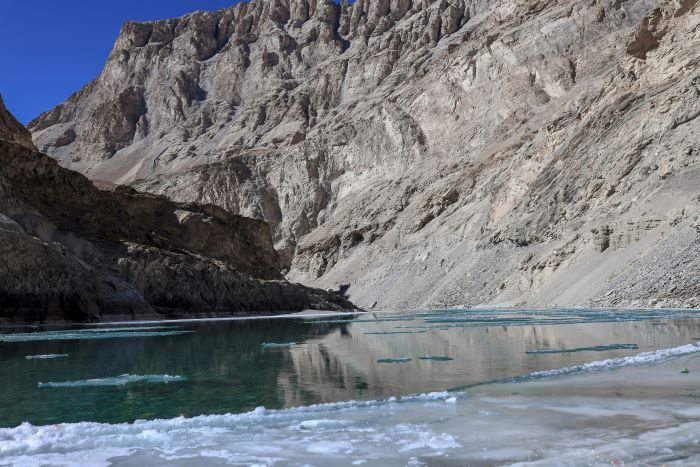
[25,354,69,360]
[311,317,415,324]
[38,374,187,388]
[297,419,351,431]
[261,342,296,348]
[0,329,192,343]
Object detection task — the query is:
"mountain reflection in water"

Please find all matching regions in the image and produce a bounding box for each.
[1,308,700,427]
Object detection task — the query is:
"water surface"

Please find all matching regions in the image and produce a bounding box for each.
[1,307,700,428]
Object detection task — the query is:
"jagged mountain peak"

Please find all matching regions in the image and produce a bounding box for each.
[29,0,484,164]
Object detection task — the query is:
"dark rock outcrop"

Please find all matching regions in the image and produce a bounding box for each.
[0,95,36,151]
[0,98,354,323]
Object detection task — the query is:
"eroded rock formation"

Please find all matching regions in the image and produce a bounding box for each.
[0,97,353,323]
[31,0,700,309]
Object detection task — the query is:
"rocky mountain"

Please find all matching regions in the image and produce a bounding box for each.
[0,95,36,151]
[31,0,700,309]
[0,97,353,323]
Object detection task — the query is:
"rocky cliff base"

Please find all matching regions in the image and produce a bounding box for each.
[0,99,354,323]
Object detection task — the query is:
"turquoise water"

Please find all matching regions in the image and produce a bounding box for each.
[2,308,700,428]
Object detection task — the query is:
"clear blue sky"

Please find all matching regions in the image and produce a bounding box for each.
[0,1,239,124]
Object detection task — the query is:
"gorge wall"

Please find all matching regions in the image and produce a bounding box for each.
[30,0,700,309]
[0,97,353,323]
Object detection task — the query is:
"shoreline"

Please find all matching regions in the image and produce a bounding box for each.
[0,309,367,330]
[374,304,700,313]
[2,305,698,330]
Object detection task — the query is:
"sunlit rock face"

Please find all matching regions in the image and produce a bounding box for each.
[0,98,354,323]
[31,0,700,309]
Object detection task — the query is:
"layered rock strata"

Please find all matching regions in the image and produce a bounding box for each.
[31,0,700,309]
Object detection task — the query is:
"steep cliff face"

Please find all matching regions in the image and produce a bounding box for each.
[0,99,353,323]
[0,96,36,151]
[31,0,700,309]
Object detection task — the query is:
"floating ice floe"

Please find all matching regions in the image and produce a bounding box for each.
[310,317,415,324]
[0,328,192,343]
[37,374,187,388]
[82,326,181,332]
[405,307,700,328]
[25,354,69,360]
[261,342,296,348]
[377,358,412,363]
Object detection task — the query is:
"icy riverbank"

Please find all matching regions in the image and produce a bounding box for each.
[3,345,700,466]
